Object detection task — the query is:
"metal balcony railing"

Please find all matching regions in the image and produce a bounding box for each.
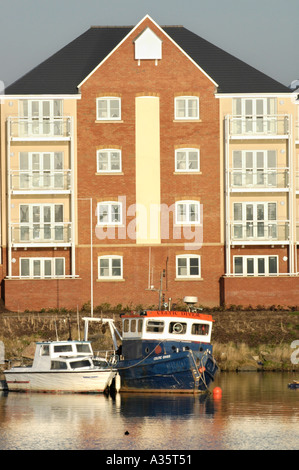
[11,223,72,245]
[229,169,289,189]
[9,117,71,139]
[228,115,289,137]
[230,221,289,242]
[10,170,71,191]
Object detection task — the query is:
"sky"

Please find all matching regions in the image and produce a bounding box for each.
[0,0,298,90]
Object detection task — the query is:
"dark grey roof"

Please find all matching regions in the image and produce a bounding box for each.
[5,25,290,95]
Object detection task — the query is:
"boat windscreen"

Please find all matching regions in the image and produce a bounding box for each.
[76,343,92,354]
[69,360,91,369]
[51,361,68,370]
[146,320,164,333]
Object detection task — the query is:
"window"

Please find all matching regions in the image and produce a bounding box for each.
[96,97,121,120]
[53,344,73,353]
[138,319,143,333]
[191,323,210,336]
[123,319,129,332]
[175,200,200,224]
[146,320,164,333]
[20,257,65,278]
[233,202,277,240]
[98,255,123,280]
[97,149,121,173]
[76,344,92,354]
[232,150,278,188]
[51,361,68,370]
[232,98,277,134]
[176,255,201,278]
[20,99,63,118]
[41,345,50,356]
[19,100,64,136]
[19,203,64,242]
[175,96,199,120]
[175,149,200,172]
[18,151,65,190]
[69,360,91,369]
[233,255,278,276]
[97,201,122,225]
[169,322,187,334]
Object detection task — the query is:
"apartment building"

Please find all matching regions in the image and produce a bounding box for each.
[0,15,298,311]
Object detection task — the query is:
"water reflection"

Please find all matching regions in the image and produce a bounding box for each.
[0,372,298,450]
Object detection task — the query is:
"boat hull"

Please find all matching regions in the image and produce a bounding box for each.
[117,350,217,393]
[4,369,116,393]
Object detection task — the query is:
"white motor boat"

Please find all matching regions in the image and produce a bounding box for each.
[4,339,117,393]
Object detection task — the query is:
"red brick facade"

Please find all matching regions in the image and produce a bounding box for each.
[74,18,223,309]
[2,16,299,311]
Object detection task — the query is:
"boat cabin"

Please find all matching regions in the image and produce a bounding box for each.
[32,340,94,371]
[121,311,213,344]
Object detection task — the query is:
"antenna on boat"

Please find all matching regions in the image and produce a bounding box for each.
[54,320,59,341]
[183,296,198,312]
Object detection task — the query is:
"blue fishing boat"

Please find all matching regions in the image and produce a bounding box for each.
[115,309,218,393]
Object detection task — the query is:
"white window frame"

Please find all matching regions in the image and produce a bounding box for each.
[174,96,199,120]
[176,254,201,279]
[96,149,122,173]
[233,201,277,240]
[232,97,277,134]
[97,201,122,226]
[175,148,200,172]
[98,255,123,280]
[175,200,200,225]
[96,97,121,121]
[20,99,63,118]
[19,257,65,278]
[18,151,65,189]
[232,150,278,188]
[233,255,278,276]
[19,203,64,242]
[19,100,64,137]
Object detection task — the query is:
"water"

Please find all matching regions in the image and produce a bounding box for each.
[0,372,298,451]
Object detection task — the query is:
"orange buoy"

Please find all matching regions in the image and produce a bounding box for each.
[213,386,222,398]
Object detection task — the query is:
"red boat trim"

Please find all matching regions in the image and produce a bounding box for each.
[7,380,30,384]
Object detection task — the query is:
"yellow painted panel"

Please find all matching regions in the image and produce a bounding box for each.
[135,96,160,244]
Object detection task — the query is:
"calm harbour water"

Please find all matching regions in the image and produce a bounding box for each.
[0,372,298,451]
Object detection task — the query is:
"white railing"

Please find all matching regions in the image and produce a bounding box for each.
[11,223,72,245]
[10,170,71,191]
[230,221,289,242]
[9,117,71,139]
[229,169,289,189]
[228,115,289,137]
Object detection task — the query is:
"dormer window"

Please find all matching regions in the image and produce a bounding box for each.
[134,27,162,62]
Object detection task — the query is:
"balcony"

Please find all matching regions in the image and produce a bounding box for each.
[8,117,71,141]
[11,223,72,247]
[10,170,71,194]
[230,221,289,244]
[227,115,289,139]
[229,169,289,191]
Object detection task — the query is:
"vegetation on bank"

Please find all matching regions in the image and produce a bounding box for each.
[0,303,298,373]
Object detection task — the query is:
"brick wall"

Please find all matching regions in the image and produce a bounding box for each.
[75,17,223,309]
[222,275,299,308]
